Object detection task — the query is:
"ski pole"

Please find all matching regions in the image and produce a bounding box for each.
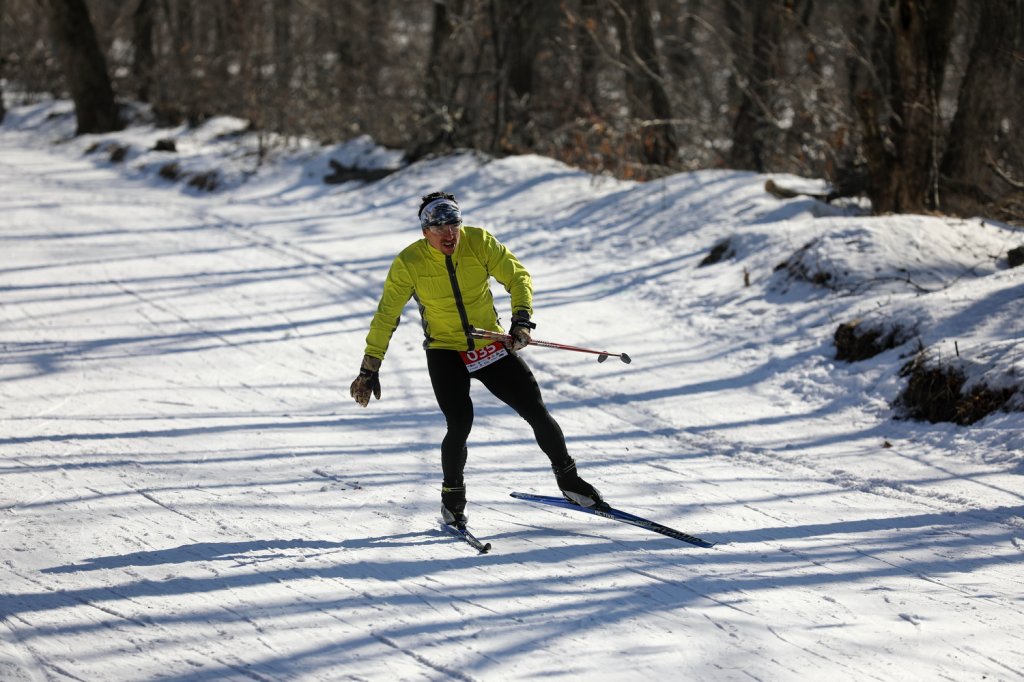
[470,327,632,364]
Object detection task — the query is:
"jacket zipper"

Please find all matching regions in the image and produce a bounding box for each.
[445,255,474,351]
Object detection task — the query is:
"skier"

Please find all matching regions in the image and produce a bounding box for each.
[350,191,606,529]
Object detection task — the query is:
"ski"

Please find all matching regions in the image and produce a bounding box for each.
[510,492,715,548]
[441,522,492,554]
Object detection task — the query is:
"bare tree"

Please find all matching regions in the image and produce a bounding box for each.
[0,0,1016,224]
[575,0,601,117]
[409,0,467,160]
[615,0,677,167]
[851,0,957,213]
[941,0,1024,221]
[132,0,155,103]
[273,0,292,94]
[0,0,6,122]
[488,0,549,151]
[726,0,785,171]
[424,0,462,106]
[44,0,121,134]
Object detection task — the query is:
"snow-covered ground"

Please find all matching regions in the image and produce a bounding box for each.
[2,100,1023,681]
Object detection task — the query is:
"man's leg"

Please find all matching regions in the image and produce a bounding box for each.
[477,353,606,508]
[426,350,472,525]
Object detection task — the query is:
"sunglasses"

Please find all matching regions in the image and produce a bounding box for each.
[425,223,461,233]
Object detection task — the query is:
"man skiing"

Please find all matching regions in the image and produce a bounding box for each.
[350,191,606,530]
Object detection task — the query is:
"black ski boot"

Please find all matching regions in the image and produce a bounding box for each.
[553,461,608,510]
[441,483,468,529]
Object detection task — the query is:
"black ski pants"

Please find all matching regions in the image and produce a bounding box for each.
[425,349,572,489]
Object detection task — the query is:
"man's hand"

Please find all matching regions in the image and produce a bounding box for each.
[509,311,536,352]
[350,355,382,407]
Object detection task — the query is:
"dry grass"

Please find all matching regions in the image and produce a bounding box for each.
[895,352,1018,425]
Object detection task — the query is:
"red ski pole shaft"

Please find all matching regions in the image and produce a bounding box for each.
[469,328,632,364]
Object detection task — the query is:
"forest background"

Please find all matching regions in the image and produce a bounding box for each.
[2,0,1023,225]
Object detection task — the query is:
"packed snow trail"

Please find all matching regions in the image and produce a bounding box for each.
[2,115,1024,681]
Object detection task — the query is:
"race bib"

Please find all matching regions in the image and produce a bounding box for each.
[460,341,508,373]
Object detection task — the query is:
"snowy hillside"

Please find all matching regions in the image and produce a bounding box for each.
[2,101,1023,681]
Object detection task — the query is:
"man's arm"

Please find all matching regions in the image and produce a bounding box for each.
[351,257,414,407]
[482,230,533,317]
[364,256,415,360]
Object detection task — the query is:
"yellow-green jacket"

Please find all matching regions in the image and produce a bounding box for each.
[364,225,532,359]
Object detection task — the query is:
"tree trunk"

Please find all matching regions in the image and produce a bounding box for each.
[273,0,293,92]
[366,1,388,95]
[503,2,540,99]
[271,0,293,132]
[618,0,678,167]
[662,0,713,124]
[941,0,1024,214]
[575,0,600,116]
[407,0,466,160]
[44,0,121,134]
[424,1,464,106]
[727,0,784,172]
[489,0,545,151]
[132,0,156,103]
[0,0,7,123]
[852,0,956,213]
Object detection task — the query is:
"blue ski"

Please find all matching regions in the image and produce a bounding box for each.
[511,492,715,548]
[441,522,492,554]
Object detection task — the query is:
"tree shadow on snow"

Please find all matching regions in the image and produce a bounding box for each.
[41,539,348,573]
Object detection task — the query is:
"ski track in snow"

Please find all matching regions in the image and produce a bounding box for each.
[2,123,1024,681]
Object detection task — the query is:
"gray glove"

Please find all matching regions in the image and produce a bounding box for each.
[350,355,382,407]
[509,311,536,352]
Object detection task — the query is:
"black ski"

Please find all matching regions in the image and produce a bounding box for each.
[441,522,492,554]
[511,492,715,548]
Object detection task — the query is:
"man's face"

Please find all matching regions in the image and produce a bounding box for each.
[423,223,461,256]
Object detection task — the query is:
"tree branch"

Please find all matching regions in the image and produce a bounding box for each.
[986,151,1024,190]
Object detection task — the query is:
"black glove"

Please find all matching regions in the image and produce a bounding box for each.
[350,355,382,407]
[509,311,536,351]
